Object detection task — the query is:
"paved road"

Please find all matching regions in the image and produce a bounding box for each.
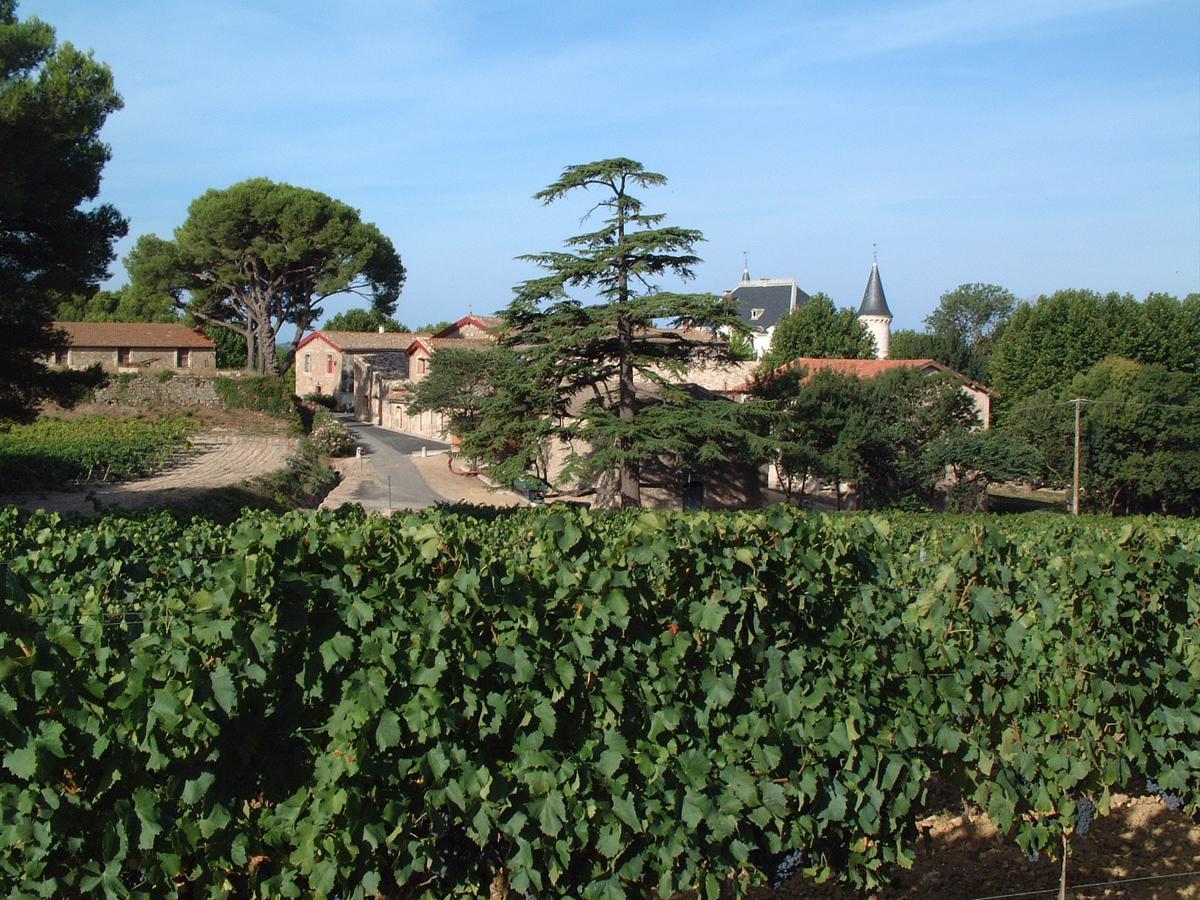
[335,419,448,510]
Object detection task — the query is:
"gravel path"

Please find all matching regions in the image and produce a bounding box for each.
[2,432,298,515]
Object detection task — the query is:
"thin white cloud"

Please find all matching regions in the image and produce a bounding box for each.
[808,0,1170,59]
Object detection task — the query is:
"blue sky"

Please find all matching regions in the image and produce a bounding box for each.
[26,0,1200,331]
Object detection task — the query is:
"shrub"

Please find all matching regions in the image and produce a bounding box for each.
[308,409,355,456]
[213,375,295,417]
[302,392,338,410]
[213,375,303,432]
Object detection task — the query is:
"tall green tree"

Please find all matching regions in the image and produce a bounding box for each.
[926,283,1015,348]
[891,283,1016,382]
[406,345,559,481]
[857,368,982,508]
[0,0,126,420]
[1004,356,1200,514]
[56,235,181,324]
[988,289,1200,409]
[758,294,875,373]
[322,307,408,333]
[751,365,997,510]
[750,366,873,507]
[137,179,405,375]
[504,158,747,507]
[887,328,945,362]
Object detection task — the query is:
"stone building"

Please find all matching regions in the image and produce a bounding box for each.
[293,329,423,408]
[50,322,217,370]
[294,315,502,432]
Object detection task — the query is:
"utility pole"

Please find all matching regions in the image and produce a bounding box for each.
[1070,398,1085,515]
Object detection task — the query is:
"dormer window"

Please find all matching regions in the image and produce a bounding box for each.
[750,308,765,321]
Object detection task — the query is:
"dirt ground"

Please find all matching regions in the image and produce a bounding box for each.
[1,430,298,515]
[761,793,1199,899]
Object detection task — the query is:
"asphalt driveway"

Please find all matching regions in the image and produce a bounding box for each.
[336,418,449,510]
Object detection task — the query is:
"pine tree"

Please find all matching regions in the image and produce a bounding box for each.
[504,158,747,507]
[0,1,126,420]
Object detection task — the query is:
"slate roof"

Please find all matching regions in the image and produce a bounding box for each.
[55,322,215,349]
[858,263,892,317]
[727,278,811,332]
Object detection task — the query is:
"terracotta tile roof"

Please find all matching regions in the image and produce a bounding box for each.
[433,314,504,339]
[431,337,493,350]
[314,331,427,351]
[730,357,943,394]
[404,336,493,356]
[55,321,215,349]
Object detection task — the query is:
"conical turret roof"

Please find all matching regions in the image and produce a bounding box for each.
[858,261,892,318]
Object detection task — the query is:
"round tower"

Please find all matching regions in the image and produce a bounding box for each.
[857,260,892,359]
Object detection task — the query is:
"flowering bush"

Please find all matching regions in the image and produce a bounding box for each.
[309,411,355,457]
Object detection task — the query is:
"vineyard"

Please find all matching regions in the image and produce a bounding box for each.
[0,505,1196,897]
[0,416,197,487]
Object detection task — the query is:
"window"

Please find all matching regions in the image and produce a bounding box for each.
[55,349,68,366]
[417,357,428,375]
[750,308,764,321]
[117,348,131,366]
[176,349,190,368]
[682,478,705,511]
[304,353,311,373]
[327,354,334,374]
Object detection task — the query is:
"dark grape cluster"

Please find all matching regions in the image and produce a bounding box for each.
[1145,780,1184,812]
[773,850,808,888]
[1075,796,1096,836]
[431,819,483,883]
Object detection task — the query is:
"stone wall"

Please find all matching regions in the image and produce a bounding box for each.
[64,348,217,370]
[92,373,222,407]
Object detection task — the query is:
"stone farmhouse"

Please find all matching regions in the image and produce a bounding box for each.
[293,315,501,438]
[50,322,217,370]
[294,313,764,509]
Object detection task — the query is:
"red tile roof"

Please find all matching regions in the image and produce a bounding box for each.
[55,321,215,349]
[730,357,946,394]
[405,336,492,356]
[433,314,503,338]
